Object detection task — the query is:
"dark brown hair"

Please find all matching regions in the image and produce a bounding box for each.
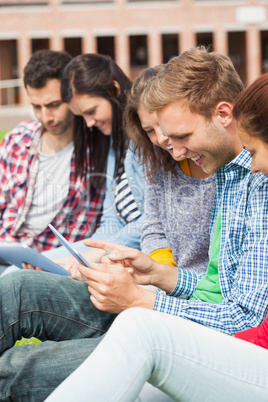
[61,53,132,185]
[124,66,176,181]
[24,50,72,88]
[233,73,268,144]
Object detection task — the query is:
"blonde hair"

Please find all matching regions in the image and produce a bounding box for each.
[142,46,244,120]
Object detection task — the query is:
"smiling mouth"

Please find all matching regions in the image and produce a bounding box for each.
[96,123,104,130]
[191,155,202,162]
[166,145,173,150]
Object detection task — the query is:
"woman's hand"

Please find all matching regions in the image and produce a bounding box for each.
[55,248,107,281]
[54,256,85,281]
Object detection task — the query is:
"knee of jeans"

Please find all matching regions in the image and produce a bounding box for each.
[2,269,42,290]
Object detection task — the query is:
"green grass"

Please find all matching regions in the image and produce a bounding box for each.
[15,337,42,347]
[0,129,8,142]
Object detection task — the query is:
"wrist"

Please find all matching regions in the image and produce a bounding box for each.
[132,287,156,310]
[151,262,178,294]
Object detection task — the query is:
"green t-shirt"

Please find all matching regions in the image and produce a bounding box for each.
[191,208,223,304]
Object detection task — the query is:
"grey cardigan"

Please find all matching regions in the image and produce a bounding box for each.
[141,165,216,274]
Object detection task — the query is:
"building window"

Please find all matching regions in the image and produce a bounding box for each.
[261,31,268,73]
[162,33,179,63]
[32,38,49,54]
[129,35,148,79]
[228,31,246,86]
[97,36,115,59]
[0,39,19,105]
[196,32,213,50]
[64,37,82,57]
[130,35,148,66]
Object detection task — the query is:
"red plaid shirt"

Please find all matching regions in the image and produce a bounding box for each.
[0,120,105,252]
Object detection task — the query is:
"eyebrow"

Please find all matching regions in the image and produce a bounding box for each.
[165,132,192,138]
[32,100,61,107]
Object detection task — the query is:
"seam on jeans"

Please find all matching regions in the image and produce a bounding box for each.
[21,310,108,333]
[150,347,268,391]
[0,309,107,340]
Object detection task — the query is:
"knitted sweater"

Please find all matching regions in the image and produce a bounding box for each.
[141,165,216,273]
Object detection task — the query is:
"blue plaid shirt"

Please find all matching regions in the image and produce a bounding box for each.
[154,150,268,335]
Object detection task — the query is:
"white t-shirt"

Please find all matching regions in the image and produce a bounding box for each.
[22,141,74,234]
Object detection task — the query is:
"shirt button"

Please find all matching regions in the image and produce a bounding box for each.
[129,177,133,182]
[112,187,114,191]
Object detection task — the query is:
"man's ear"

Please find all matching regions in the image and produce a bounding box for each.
[113,80,121,97]
[215,101,233,128]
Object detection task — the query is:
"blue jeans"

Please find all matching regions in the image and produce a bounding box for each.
[47,308,268,402]
[0,270,115,401]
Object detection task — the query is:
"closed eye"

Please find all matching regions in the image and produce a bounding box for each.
[85,108,96,116]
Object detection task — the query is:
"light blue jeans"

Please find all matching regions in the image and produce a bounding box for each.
[47,307,268,402]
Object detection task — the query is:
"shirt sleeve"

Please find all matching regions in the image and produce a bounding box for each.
[91,148,144,250]
[154,182,268,335]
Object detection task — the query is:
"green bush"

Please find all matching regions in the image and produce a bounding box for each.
[0,129,8,142]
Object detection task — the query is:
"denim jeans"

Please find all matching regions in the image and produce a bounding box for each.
[0,270,115,401]
[47,308,268,402]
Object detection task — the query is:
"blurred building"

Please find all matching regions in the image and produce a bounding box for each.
[0,0,268,106]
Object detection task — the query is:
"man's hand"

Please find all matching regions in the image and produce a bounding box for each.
[79,260,156,314]
[83,239,179,294]
[84,239,156,286]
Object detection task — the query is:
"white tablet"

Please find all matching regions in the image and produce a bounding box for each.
[48,224,91,268]
[0,243,70,276]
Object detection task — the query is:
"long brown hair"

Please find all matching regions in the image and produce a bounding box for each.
[61,53,132,185]
[233,73,268,144]
[124,66,176,181]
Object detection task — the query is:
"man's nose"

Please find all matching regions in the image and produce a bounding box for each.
[172,143,188,159]
[41,107,53,123]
